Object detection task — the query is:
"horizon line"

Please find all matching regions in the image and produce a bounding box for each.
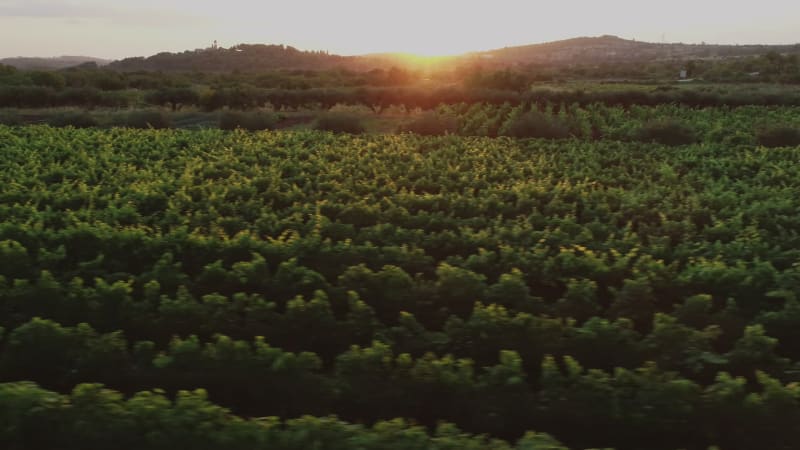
[3,34,800,62]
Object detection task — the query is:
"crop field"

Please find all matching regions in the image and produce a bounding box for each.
[1,124,800,449]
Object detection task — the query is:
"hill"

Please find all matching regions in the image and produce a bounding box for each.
[108,44,373,72]
[469,35,800,66]
[0,56,111,70]
[52,36,800,73]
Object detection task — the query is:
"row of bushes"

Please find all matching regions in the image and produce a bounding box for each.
[632,120,800,147]
[7,84,800,111]
[0,110,172,129]
[3,108,799,145]
[398,110,800,147]
[0,110,369,134]
[1,381,568,450]
[631,120,799,147]
[0,111,280,131]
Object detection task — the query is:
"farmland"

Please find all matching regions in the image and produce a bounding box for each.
[1,123,800,448]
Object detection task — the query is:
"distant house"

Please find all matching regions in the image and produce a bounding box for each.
[679,69,688,79]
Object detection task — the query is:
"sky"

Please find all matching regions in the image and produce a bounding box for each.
[1,0,799,59]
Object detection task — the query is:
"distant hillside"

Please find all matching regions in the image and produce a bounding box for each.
[95,36,800,73]
[470,35,800,66]
[0,56,111,70]
[108,44,379,72]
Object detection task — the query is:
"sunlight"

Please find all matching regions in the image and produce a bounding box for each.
[388,52,458,69]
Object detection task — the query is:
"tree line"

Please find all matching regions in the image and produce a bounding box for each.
[4,63,800,111]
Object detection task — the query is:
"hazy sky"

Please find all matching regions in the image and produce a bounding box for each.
[1,0,799,59]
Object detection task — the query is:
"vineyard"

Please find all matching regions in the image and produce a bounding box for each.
[408,103,800,145]
[2,124,800,449]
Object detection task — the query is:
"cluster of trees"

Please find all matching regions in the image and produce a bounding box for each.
[465,69,533,92]
[686,52,800,83]
[1,126,800,447]
[128,84,800,111]
[458,51,800,85]
[0,64,187,90]
[6,82,800,114]
[5,60,800,112]
[0,63,419,110]
[0,86,132,108]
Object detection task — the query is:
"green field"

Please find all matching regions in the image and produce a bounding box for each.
[1,125,800,449]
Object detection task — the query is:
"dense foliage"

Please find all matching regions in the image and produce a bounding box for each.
[1,126,800,448]
[418,103,800,144]
[1,382,570,450]
[4,62,800,112]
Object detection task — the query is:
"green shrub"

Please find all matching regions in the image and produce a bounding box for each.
[636,119,697,146]
[722,130,757,147]
[707,126,756,146]
[500,111,571,139]
[47,112,98,128]
[398,112,459,136]
[314,112,365,134]
[219,111,278,131]
[756,125,800,148]
[122,111,172,129]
